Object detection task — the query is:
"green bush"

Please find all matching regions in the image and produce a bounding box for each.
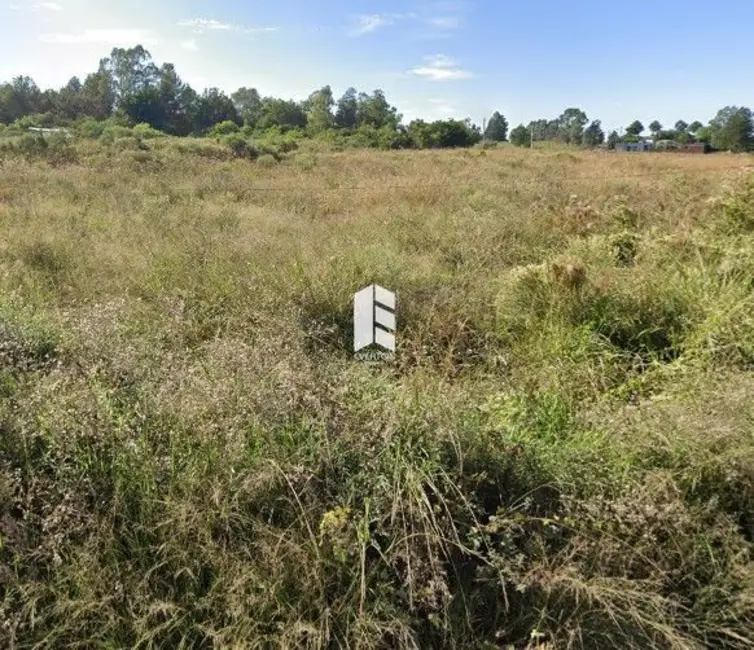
[132,123,165,139]
[208,120,240,138]
[256,153,278,167]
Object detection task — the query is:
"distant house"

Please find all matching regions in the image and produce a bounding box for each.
[615,140,653,152]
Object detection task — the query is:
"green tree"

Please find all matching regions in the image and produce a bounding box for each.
[484,111,508,141]
[305,85,335,133]
[674,120,689,133]
[257,97,307,131]
[231,87,263,127]
[80,68,115,119]
[606,130,620,150]
[557,107,588,144]
[709,106,753,152]
[356,90,400,129]
[509,124,531,147]
[625,120,644,137]
[334,88,358,129]
[100,46,158,107]
[57,77,83,120]
[156,63,195,135]
[193,88,239,133]
[688,120,703,134]
[582,120,605,147]
[649,120,663,137]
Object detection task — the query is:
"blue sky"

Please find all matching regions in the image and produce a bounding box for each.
[1,0,753,132]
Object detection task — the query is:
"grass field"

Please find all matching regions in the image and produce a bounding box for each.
[1,139,754,649]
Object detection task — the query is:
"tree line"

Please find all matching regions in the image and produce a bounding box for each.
[1,45,752,152]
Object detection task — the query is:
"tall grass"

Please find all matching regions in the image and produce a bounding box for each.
[1,138,753,648]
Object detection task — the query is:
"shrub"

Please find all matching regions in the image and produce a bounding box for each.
[221,134,258,160]
[256,153,278,167]
[132,123,165,139]
[209,120,241,138]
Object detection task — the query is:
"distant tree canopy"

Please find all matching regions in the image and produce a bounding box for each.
[510,124,531,147]
[484,111,508,141]
[0,44,752,152]
[625,120,644,137]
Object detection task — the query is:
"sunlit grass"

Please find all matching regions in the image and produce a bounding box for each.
[1,140,753,648]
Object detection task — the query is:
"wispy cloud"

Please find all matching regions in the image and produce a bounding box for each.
[178,18,278,35]
[409,54,474,81]
[10,1,63,11]
[427,16,460,29]
[349,12,416,36]
[39,28,158,45]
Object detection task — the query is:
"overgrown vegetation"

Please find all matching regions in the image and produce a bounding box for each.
[1,142,753,649]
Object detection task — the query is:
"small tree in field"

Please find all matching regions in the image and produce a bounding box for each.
[484,111,508,142]
[509,124,531,147]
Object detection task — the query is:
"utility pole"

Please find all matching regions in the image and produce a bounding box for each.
[530,122,534,149]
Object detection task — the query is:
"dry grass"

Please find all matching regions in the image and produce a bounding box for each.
[1,139,753,648]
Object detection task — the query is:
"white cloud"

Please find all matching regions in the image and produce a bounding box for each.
[38,28,159,45]
[427,16,460,29]
[181,39,199,51]
[409,54,474,81]
[349,12,416,36]
[10,1,62,10]
[178,18,278,35]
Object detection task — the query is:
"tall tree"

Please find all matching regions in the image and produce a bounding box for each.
[649,120,663,136]
[305,85,335,133]
[582,120,605,147]
[100,46,158,107]
[193,88,239,132]
[334,88,358,129]
[231,87,263,127]
[625,120,644,137]
[709,106,753,152]
[57,77,84,120]
[257,97,307,130]
[156,63,195,135]
[688,120,703,134]
[356,90,400,129]
[484,111,508,141]
[80,67,115,119]
[606,130,620,150]
[674,120,689,133]
[557,107,588,144]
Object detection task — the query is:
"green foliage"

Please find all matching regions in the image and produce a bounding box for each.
[222,134,258,160]
[625,120,644,136]
[256,152,278,167]
[407,119,482,149]
[582,120,605,147]
[510,124,531,147]
[208,120,240,137]
[709,106,754,152]
[484,111,508,142]
[132,122,164,139]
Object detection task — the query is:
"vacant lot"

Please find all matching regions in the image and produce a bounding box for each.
[1,141,754,649]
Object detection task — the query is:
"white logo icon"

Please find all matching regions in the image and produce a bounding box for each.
[353,284,396,359]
